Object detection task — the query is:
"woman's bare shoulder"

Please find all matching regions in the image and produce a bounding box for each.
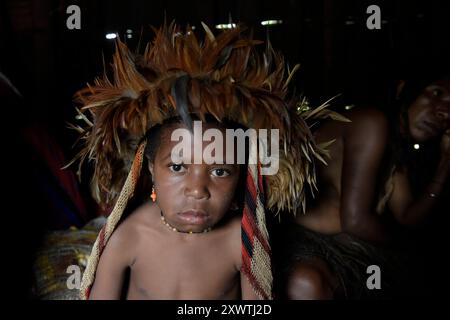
[345,106,388,129]
[333,106,390,146]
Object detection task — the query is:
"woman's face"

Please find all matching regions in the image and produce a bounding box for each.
[149,122,241,233]
[407,77,450,142]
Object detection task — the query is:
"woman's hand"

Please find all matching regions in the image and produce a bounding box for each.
[440,129,450,159]
[434,129,450,184]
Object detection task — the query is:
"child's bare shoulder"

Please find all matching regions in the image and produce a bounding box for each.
[217,214,242,269]
[108,202,158,247]
[226,214,242,238]
[125,202,157,225]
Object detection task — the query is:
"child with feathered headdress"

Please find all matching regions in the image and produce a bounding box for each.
[70,22,330,300]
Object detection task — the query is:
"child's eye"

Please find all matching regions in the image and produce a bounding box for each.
[169,164,185,173]
[211,168,230,177]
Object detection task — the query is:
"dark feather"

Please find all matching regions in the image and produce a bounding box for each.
[171,74,193,131]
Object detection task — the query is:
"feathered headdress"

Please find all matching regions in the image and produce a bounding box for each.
[71,22,337,300]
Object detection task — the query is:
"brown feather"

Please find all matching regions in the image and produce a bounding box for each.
[67,21,334,214]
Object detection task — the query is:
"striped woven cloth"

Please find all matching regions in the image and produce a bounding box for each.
[241,160,272,299]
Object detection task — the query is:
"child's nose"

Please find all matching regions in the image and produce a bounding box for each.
[184,173,210,200]
[184,184,210,200]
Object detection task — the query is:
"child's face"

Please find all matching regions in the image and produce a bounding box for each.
[149,122,241,233]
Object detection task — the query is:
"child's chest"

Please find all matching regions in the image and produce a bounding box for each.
[127,236,240,299]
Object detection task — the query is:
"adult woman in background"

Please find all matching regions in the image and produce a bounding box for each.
[275,69,450,299]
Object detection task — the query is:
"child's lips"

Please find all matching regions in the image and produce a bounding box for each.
[177,210,209,225]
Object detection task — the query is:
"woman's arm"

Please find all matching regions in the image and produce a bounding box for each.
[339,108,392,244]
[389,130,450,226]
